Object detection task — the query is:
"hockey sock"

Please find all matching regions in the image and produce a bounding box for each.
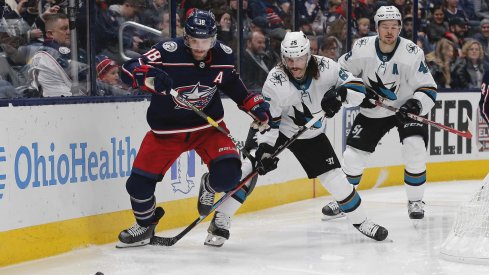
[126,173,157,227]
[319,168,366,224]
[404,169,426,202]
[345,173,362,185]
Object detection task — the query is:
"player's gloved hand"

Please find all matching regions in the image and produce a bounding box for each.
[359,89,379,109]
[132,64,172,95]
[396,98,422,124]
[240,93,271,132]
[321,86,347,118]
[255,143,279,175]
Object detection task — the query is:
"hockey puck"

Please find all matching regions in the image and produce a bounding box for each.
[95,272,104,275]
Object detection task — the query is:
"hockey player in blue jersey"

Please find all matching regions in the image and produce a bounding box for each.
[116,9,271,248]
[481,70,489,125]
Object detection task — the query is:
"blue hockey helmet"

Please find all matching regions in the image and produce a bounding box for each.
[184,9,217,39]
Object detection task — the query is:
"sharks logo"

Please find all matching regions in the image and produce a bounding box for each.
[406,43,419,54]
[270,71,287,86]
[318,57,330,72]
[367,73,398,100]
[173,82,217,110]
[356,38,368,47]
[289,103,322,128]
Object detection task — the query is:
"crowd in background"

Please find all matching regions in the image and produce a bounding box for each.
[1,0,489,98]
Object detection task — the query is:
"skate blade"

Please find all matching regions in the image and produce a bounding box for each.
[115,239,151,248]
[204,234,227,247]
[321,212,346,221]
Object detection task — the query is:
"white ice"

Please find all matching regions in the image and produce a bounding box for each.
[2,180,489,275]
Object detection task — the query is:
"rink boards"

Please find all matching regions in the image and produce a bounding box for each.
[0,92,488,266]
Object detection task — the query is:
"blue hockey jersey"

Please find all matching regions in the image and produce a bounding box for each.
[481,70,489,125]
[122,38,249,133]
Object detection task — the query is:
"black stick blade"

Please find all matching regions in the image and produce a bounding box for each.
[150,236,178,246]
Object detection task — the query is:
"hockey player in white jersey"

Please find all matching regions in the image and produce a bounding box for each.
[322,6,437,220]
[203,31,389,247]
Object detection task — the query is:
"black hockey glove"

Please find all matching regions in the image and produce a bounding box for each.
[359,89,379,109]
[396,98,422,124]
[321,86,347,118]
[132,65,173,95]
[255,143,279,175]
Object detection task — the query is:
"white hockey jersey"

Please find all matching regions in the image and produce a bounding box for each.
[338,36,437,118]
[257,55,366,146]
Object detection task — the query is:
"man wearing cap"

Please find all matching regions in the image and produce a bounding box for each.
[446,17,468,48]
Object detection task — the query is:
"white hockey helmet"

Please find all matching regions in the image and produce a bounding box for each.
[374,5,402,31]
[280,31,311,66]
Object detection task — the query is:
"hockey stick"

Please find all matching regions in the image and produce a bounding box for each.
[150,111,325,246]
[169,89,255,160]
[373,100,473,139]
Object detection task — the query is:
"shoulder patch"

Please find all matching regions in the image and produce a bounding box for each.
[162,41,178,52]
[59,46,71,54]
[269,71,288,86]
[406,43,419,54]
[220,43,233,54]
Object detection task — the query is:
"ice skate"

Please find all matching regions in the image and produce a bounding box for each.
[116,207,164,248]
[354,219,388,241]
[408,200,425,219]
[198,173,215,216]
[204,211,230,247]
[321,201,345,221]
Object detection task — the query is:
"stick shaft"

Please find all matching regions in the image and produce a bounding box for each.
[169,89,255,160]
[374,100,472,139]
[150,111,325,246]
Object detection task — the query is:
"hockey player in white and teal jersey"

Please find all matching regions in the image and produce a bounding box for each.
[322,6,437,221]
[203,31,389,247]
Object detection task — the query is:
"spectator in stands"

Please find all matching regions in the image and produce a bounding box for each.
[444,0,469,24]
[95,55,131,96]
[227,0,252,34]
[182,0,227,17]
[319,36,340,61]
[248,0,289,29]
[427,5,448,45]
[446,17,468,49]
[425,38,456,88]
[475,0,489,19]
[308,35,319,55]
[215,8,235,50]
[266,27,287,67]
[451,39,488,89]
[94,0,145,63]
[28,13,88,97]
[311,0,341,35]
[159,11,183,38]
[250,16,269,34]
[327,18,347,55]
[139,0,168,29]
[241,31,271,92]
[355,17,375,38]
[474,19,489,64]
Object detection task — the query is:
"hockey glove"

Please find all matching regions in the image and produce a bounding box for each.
[321,86,347,118]
[359,90,379,109]
[396,98,422,124]
[132,65,172,95]
[255,143,279,175]
[240,93,272,132]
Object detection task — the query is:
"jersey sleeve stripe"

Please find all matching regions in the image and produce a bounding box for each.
[415,87,437,102]
[342,81,366,94]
